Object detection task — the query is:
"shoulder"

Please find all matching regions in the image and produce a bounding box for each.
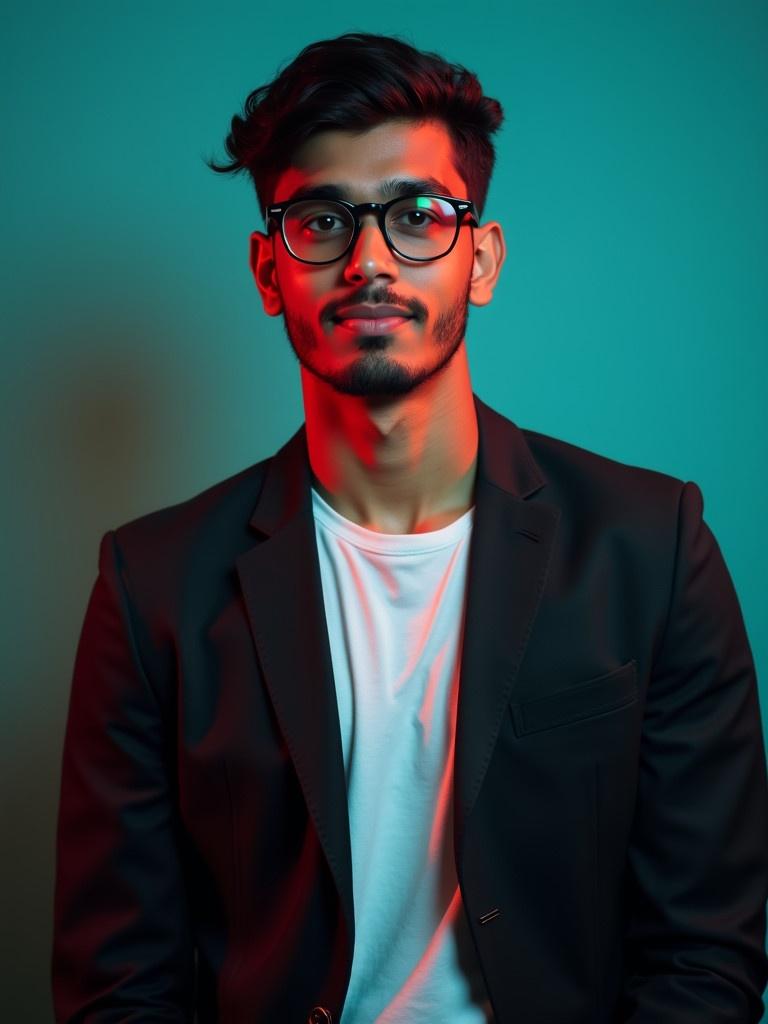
[100,454,273,602]
[517,425,694,565]
[521,424,687,510]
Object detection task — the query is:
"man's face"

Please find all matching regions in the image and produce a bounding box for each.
[250,119,489,399]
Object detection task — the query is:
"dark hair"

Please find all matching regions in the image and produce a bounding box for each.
[207,32,504,220]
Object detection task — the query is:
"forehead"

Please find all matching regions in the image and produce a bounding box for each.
[273,119,468,202]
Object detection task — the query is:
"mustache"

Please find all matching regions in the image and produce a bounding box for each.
[324,289,428,322]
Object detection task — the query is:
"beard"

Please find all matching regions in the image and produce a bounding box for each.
[280,277,472,398]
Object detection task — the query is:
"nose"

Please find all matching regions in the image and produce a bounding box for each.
[342,213,399,285]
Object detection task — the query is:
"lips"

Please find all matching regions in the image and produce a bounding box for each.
[335,315,412,335]
[333,304,414,322]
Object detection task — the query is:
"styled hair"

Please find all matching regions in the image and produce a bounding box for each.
[207,32,504,220]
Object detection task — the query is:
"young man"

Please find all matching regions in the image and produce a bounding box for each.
[52,32,768,1024]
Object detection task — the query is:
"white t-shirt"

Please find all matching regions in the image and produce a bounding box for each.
[311,485,494,1023]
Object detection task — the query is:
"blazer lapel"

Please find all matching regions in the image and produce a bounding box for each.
[235,426,356,948]
[235,392,560,940]
[452,396,561,864]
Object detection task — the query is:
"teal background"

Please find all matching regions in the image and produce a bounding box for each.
[2,1,766,1019]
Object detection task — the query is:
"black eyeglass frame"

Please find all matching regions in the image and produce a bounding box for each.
[264,193,480,265]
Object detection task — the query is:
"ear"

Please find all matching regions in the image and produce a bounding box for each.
[468,220,506,307]
[249,230,283,316]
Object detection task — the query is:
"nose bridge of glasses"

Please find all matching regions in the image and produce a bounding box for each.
[349,203,394,259]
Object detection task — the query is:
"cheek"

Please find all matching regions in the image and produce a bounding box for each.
[276,263,330,312]
[420,270,467,312]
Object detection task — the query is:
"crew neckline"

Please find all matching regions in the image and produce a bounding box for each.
[310,485,474,555]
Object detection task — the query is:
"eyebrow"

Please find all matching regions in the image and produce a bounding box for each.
[282,176,455,204]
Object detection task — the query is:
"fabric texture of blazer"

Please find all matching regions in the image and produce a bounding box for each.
[52,392,768,1023]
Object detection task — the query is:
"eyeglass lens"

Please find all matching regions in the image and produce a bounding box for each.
[282,196,459,262]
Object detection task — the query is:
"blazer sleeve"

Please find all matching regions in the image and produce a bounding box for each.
[620,480,768,1022]
[51,530,195,1022]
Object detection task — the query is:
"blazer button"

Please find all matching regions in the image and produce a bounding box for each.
[308,1007,333,1024]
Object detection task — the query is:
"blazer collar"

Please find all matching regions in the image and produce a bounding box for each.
[236,392,561,954]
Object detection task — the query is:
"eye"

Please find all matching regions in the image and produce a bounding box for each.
[395,207,437,227]
[388,197,454,234]
[303,213,346,233]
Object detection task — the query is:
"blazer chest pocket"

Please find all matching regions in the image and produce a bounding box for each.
[510,659,638,737]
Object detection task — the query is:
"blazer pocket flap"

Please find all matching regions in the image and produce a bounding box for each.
[511,659,638,737]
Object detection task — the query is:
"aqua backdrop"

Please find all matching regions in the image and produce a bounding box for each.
[2,1,766,1019]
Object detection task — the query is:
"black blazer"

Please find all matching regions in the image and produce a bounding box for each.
[52,393,768,1023]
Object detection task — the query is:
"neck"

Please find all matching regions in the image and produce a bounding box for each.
[302,345,479,534]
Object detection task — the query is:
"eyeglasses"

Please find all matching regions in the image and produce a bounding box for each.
[265,193,479,265]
